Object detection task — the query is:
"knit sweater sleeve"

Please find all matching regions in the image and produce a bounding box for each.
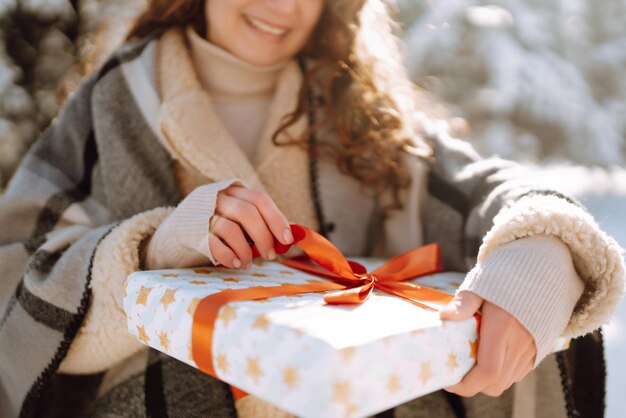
[419,115,625,366]
[142,179,246,270]
[459,234,584,366]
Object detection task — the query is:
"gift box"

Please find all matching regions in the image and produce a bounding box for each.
[124,225,568,418]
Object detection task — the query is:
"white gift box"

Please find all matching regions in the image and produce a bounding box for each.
[124,258,567,418]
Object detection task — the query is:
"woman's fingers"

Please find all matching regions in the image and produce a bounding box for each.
[444,301,509,397]
[512,355,534,384]
[215,193,276,260]
[439,290,483,321]
[480,341,514,397]
[224,186,294,245]
[482,345,534,396]
[209,215,253,268]
[445,299,538,398]
[482,323,535,395]
[509,335,536,384]
[208,233,241,269]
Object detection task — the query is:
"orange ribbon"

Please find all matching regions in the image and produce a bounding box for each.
[192,224,455,381]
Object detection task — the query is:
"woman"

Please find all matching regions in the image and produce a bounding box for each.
[0,0,622,417]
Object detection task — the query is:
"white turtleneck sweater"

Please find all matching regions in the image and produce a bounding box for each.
[187,27,287,163]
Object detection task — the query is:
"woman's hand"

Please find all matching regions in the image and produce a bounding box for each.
[439,290,537,397]
[208,185,294,269]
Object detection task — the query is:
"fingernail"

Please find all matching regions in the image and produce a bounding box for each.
[267,249,276,260]
[283,228,294,244]
[233,258,242,268]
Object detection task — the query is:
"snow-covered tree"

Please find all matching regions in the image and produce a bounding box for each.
[0,0,143,188]
[398,0,626,165]
[2,0,625,189]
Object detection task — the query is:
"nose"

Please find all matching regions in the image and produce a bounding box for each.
[264,0,297,14]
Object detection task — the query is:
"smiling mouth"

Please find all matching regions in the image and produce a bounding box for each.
[245,15,289,37]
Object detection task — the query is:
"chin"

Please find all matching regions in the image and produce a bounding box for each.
[239,51,287,67]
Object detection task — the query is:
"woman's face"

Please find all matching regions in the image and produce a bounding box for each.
[205,0,325,66]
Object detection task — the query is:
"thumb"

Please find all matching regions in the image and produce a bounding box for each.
[439,290,483,321]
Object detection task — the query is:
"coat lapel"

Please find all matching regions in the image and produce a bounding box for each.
[157,29,264,190]
[156,29,318,230]
[253,61,319,231]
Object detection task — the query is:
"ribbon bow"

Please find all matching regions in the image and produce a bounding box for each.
[265,224,451,311]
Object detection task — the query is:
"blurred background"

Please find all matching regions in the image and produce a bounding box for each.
[0,0,624,416]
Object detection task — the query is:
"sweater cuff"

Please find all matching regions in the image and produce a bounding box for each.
[476,194,625,341]
[59,207,173,374]
[459,235,583,367]
[144,178,246,269]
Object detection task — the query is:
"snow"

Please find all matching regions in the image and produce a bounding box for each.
[529,165,626,418]
[580,193,626,418]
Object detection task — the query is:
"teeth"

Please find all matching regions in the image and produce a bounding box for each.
[246,16,287,36]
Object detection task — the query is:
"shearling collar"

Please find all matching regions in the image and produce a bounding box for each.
[156,28,319,231]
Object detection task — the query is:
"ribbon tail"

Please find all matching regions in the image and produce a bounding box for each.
[375,282,453,311]
[193,282,344,377]
[280,256,347,281]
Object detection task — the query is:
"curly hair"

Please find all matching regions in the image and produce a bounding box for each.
[127,0,432,219]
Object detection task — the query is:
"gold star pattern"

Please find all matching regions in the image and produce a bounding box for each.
[190,280,206,285]
[135,286,152,306]
[345,404,359,417]
[137,325,150,344]
[160,289,177,311]
[469,339,478,360]
[222,277,240,283]
[255,298,270,303]
[306,279,322,284]
[447,352,458,373]
[216,353,229,374]
[245,357,264,382]
[293,327,306,336]
[419,361,433,384]
[159,331,171,351]
[333,381,350,403]
[252,315,271,331]
[283,366,299,390]
[252,273,267,278]
[217,306,237,327]
[341,347,357,361]
[161,273,178,278]
[187,298,201,316]
[387,375,401,393]
[194,268,213,275]
[253,260,265,267]
[280,270,294,275]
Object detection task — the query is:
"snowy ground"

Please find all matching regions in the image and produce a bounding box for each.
[582,195,626,418]
[528,166,626,418]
